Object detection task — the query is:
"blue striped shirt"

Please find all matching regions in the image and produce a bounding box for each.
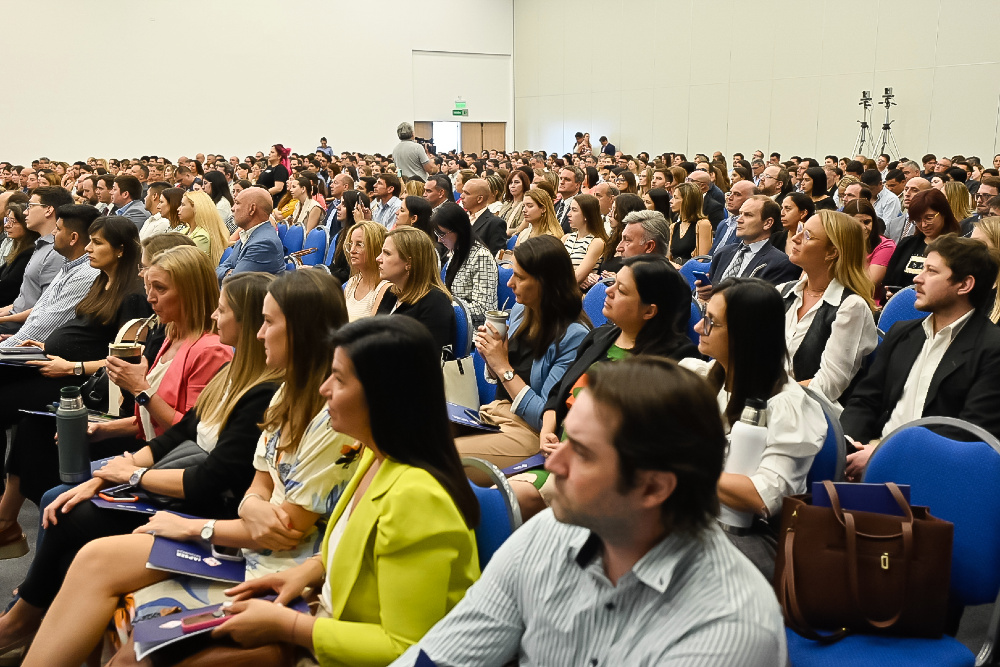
[1,254,99,346]
[390,510,786,666]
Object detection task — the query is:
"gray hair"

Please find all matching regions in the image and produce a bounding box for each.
[902,160,921,173]
[396,122,414,140]
[622,210,671,255]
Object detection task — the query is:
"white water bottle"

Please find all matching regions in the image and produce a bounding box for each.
[719,399,769,529]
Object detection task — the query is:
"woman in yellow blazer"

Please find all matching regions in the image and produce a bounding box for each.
[216,315,481,667]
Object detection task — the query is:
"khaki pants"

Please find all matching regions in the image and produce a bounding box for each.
[455,400,540,474]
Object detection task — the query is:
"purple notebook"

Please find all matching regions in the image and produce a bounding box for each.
[132,595,309,661]
[502,453,546,475]
[812,482,912,517]
[146,536,246,584]
[447,402,500,432]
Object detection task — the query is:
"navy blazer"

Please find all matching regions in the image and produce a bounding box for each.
[841,313,1000,442]
[709,213,740,255]
[216,222,286,283]
[708,239,800,286]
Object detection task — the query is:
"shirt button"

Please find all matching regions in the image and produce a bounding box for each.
[605,602,614,611]
[590,660,598,666]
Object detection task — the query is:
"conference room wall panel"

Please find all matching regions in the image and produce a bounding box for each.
[514,0,1000,160]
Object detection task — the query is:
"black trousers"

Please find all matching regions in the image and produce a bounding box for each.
[18,501,148,610]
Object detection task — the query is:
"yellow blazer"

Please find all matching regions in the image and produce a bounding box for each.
[312,449,480,667]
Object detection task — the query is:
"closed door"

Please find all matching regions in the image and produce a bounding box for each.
[461,123,483,155]
[413,121,433,143]
[481,123,505,151]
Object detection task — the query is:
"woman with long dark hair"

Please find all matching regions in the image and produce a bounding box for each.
[0,203,39,305]
[682,277,826,577]
[801,167,836,211]
[203,170,236,233]
[562,193,608,285]
[455,235,589,470]
[327,189,370,283]
[772,192,815,254]
[395,195,435,242]
[599,192,645,277]
[157,187,188,233]
[513,255,700,517]
[497,169,530,237]
[288,174,322,234]
[434,202,497,326]
[667,182,711,262]
[643,187,670,214]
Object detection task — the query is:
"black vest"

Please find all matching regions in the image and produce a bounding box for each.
[781,282,857,401]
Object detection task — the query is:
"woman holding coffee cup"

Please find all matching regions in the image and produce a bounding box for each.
[455,235,589,473]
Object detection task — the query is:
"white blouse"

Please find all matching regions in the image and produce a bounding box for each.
[679,358,827,517]
[779,278,877,405]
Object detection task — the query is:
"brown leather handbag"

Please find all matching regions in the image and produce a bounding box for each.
[773,481,953,642]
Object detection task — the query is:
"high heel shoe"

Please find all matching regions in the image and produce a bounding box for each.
[0,521,28,560]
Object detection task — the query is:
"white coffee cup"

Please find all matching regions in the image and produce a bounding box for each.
[484,310,510,339]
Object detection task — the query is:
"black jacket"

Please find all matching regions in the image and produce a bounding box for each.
[0,248,33,307]
[472,209,508,257]
[882,234,928,291]
[840,314,1000,443]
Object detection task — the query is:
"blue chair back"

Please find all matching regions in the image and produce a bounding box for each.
[877,286,923,338]
[471,349,496,406]
[864,418,1000,606]
[506,235,517,251]
[679,257,710,290]
[300,228,328,266]
[324,230,340,266]
[282,224,304,255]
[452,298,474,357]
[276,223,288,242]
[219,246,234,265]
[583,281,608,327]
[803,387,846,485]
[497,265,515,311]
[687,299,701,346]
[463,457,523,569]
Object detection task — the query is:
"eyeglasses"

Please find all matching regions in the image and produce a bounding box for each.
[24,202,46,209]
[795,223,816,241]
[433,229,451,239]
[138,263,149,274]
[701,307,726,335]
[344,240,365,250]
[761,173,776,181]
[975,192,995,201]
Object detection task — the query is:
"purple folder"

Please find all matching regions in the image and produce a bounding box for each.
[446,402,500,432]
[502,453,547,475]
[146,536,245,584]
[812,482,912,517]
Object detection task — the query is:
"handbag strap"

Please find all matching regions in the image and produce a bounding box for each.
[779,520,850,643]
[823,480,915,539]
[844,508,912,630]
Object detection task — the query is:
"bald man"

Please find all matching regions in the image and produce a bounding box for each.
[461,178,507,256]
[886,177,932,243]
[216,186,285,281]
[686,170,726,228]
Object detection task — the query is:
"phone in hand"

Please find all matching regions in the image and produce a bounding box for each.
[98,486,139,503]
[180,608,229,633]
[210,544,244,562]
[692,271,711,286]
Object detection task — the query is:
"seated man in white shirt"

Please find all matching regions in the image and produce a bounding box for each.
[390,357,786,667]
[844,235,1000,480]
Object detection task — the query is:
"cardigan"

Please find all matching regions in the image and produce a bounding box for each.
[312,449,480,667]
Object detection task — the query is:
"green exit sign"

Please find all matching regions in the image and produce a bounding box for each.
[455,101,467,109]
[452,109,469,116]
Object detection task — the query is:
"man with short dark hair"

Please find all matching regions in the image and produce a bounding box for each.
[884,169,905,198]
[599,135,616,156]
[751,158,766,186]
[371,174,402,229]
[0,203,100,345]
[844,235,1000,479]
[554,166,583,233]
[423,174,453,213]
[861,169,900,223]
[131,163,150,198]
[391,358,785,666]
[768,152,781,165]
[111,175,150,230]
[697,196,799,300]
[216,187,285,281]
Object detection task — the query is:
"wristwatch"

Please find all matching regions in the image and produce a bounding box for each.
[135,391,152,407]
[73,362,84,376]
[200,519,217,543]
[501,369,515,382]
[129,467,148,487]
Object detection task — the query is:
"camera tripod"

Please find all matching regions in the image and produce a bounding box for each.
[876,88,901,159]
[853,91,874,157]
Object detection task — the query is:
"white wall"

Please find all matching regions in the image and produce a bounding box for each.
[513,0,1000,161]
[1,0,513,164]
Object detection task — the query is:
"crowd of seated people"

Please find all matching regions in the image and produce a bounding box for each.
[0,137,999,665]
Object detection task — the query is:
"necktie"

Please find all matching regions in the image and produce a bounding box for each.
[723,244,751,280]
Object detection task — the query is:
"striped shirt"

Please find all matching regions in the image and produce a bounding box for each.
[372,195,401,229]
[1,254,99,347]
[9,234,60,314]
[390,509,786,666]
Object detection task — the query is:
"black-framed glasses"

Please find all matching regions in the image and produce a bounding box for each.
[701,306,725,335]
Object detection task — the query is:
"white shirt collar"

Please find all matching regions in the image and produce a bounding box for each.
[921,308,975,342]
[791,277,846,307]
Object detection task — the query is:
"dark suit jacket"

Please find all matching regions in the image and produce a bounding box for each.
[708,240,800,286]
[472,209,507,257]
[601,143,616,156]
[841,313,1000,442]
[703,196,725,229]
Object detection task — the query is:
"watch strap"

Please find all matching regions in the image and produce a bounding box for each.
[135,391,152,406]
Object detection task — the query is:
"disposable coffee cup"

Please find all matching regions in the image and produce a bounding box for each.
[485,310,510,338]
[108,343,143,364]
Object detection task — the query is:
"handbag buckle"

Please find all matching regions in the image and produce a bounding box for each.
[881,552,889,570]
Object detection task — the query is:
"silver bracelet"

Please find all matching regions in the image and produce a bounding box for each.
[237,493,264,517]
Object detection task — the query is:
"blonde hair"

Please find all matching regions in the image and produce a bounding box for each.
[385,227,451,305]
[973,216,1000,323]
[403,180,424,197]
[817,210,876,311]
[673,182,707,224]
[837,175,860,197]
[345,221,387,276]
[149,245,219,340]
[943,181,973,222]
[183,190,230,265]
[196,273,284,427]
[523,188,564,239]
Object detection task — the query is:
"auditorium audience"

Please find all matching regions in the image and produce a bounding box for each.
[561,193,607,285]
[217,187,286,281]
[394,357,785,666]
[177,190,229,266]
[779,210,878,404]
[0,203,38,306]
[376,226,456,351]
[844,235,1000,479]
[18,271,357,667]
[667,182,712,262]
[343,221,391,321]
[682,277,825,577]
[435,202,498,326]
[455,235,589,471]
[883,188,960,295]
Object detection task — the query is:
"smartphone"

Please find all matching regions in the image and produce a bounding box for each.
[210,544,244,562]
[180,609,229,633]
[98,487,139,503]
[692,271,711,286]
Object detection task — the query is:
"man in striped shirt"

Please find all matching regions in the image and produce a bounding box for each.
[392,358,785,666]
